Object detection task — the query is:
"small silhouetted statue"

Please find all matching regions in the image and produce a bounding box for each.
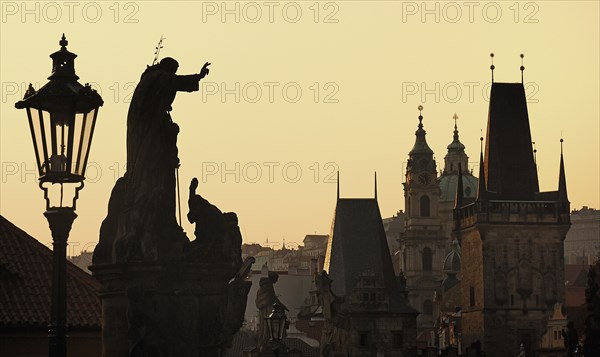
[516,343,526,357]
[255,272,288,344]
[106,58,210,262]
[563,321,578,357]
[186,177,243,275]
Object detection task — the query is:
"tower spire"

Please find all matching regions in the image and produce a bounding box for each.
[477,136,487,202]
[374,171,378,200]
[558,138,568,203]
[454,163,464,210]
[490,53,495,83]
[520,53,525,84]
[337,171,340,200]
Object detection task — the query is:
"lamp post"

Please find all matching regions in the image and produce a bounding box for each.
[15,34,103,357]
[264,301,288,356]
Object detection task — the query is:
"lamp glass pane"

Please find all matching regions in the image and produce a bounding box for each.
[77,108,95,177]
[278,318,285,339]
[49,111,73,174]
[270,319,280,340]
[71,112,85,175]
[27,108,44,175]
[40,110,53,175]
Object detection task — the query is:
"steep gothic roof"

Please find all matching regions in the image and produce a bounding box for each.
[0,215,101,330]
[324,198,417,314]
[324,198,397,297]
[484,83,539,200]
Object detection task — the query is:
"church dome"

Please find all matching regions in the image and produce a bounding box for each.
[439,174,478,202]
[443,240,461,274]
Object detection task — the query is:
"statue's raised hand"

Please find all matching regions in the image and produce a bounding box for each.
[190,177,199,192]
[200,62,210,79]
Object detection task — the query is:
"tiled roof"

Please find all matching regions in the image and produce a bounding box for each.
[0,215,101,330]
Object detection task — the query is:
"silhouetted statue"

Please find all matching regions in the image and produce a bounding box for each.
[114,58,210,262]
[222,257,255,347]
[316,270,334,319]
[516,343,526,357]
[186,177,243,275]
[256,272,288,344]
[563,321,578,357]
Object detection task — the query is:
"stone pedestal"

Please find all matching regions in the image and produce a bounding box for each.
[91,261,247,357]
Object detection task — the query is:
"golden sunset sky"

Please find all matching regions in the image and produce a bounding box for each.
[1,1,598,253]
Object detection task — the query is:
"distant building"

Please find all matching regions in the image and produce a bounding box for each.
[383,211,405,267]
[455,80,571,356]
[319,186,418,355]
[68,250,93,274]
[302,234,328,258]
[386,111,478,332]
[0,215,101,357]
[247,235,328,274]
[538,303,568,357]
[564,206,600,264]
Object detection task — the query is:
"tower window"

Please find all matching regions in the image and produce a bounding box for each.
[359,332,370,347]
[420,195,431,217]
[423,299,433,315]
[470,286,475,307]
[392,331,404,348]
[422,247,432,271]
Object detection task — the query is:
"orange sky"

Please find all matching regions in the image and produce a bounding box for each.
[1,1,598,254]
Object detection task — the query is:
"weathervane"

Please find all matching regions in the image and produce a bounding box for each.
[152,35,166,66]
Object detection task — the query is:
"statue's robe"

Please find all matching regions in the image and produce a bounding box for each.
[116,66,201,261]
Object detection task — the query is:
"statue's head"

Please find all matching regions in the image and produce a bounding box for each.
[159,57,179,74]
[268,272,279,283]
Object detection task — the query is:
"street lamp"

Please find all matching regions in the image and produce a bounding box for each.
[15,34,103,357]
[265,301,288,356]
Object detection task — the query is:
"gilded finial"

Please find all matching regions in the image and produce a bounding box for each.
[490,53,495,82]
[520,53,525,83]
[453,113,459,129]
[418,105,424,124]
[560,134,564,154]
[480,131,484,153]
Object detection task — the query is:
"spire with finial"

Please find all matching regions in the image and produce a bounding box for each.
[477,136,487,202]
[374,171,378,200]
[558,137,568,203]
[337,171,340,200]
[409,105,434,157]
[532,141,537,168]
[449,113,463,147]
[520,54,525,84]
[59,33,68,50]
[454,163,464,210]
[490,53,495,83]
